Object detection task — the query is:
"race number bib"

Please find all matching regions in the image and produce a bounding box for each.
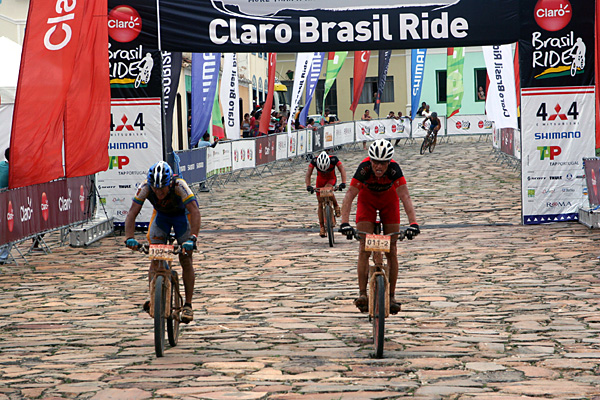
[364,234,391,253]
[148,244,175,261]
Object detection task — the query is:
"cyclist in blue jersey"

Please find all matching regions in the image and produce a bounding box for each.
[125,161,200,323]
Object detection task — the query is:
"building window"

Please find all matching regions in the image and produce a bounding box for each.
[350,76,395,104]
[315,79,337,115]
[475,68,487,102]
[436,70,447,103]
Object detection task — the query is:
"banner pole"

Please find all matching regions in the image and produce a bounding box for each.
[155,0,170,164]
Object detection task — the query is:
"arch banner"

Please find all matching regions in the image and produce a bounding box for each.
[131,0,520,53]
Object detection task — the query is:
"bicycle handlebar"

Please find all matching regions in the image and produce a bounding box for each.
[344,228,411,241]
[137,243,184,255]
[312,185,343,193]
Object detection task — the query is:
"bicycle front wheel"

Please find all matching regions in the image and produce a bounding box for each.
[167,270,181,347]
[420,136,429,155]
[326,205,334,247]
[429,135,437,153]
[372,274,386,358]
[154,275,166,357]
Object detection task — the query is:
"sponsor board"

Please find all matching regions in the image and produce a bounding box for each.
[447,115,494,135]
[521,86,595,224]
[96,99,163,225]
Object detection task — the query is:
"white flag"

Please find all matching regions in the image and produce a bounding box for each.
[483,45,518,129]
[220,53,240,140]
[287,52,315,135]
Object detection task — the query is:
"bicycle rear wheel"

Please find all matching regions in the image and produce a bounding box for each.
[154,274,166,357]
[420,136,428,155]
[372,274,386,358]
[429,135,437,153]
[326,205,334,247]
[167,270,181,347]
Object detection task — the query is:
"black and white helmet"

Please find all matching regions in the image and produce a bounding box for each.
[147,161,173,188]
[368,139,394,161]
[315,151,330,171]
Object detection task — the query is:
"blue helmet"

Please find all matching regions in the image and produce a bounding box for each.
[147,161,172,188]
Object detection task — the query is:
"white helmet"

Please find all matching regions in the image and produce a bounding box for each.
[316,151,330,171]
[368,139,394,161]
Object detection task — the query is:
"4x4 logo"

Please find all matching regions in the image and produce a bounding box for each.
[111,113,146,132]
[536,101,578,121]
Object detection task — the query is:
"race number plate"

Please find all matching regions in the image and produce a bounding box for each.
[148,244,175,261]
[365,234,391,253]
[319,187,334,198]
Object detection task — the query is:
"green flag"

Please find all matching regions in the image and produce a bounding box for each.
[446,47,465,118]
[322,51,348,113]
[211,80,224,139]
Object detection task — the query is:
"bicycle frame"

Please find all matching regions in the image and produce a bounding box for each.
[355,228,406,318]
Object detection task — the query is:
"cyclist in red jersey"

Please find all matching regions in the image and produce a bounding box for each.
[306,151,347,237]
[339,139,419,314]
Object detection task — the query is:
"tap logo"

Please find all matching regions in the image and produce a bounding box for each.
[41,192,49,221]
[108,156,130,169]
[108,5,142,43]
[7,200,14,232]
[538,145,562,160]
[534,0,572,32]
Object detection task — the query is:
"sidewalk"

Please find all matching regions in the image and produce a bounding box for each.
[0,137,599,400]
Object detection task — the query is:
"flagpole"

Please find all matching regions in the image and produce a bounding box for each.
[156,0,170,164]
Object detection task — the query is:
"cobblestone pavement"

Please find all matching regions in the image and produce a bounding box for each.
[1,137,600,400]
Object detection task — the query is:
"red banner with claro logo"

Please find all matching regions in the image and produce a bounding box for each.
[0,176,91,246]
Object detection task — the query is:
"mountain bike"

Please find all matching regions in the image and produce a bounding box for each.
[420,127,437,155]
[314,186,343,247]
[346,225,411,358]
[138,242,184,357]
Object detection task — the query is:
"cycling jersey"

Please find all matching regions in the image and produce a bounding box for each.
[133,178,197,217]
[351,157,407,224]
[350,157,406,192]
[310,155,341,189]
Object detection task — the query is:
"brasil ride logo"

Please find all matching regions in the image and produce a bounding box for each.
[108,5,142,43]
[534,0,572,32]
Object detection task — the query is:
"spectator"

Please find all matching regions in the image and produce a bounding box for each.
[328,116,338,124]
[242,113,251,138]
[422,104,432,118]
[197,132,219,148]
[387,111,395,119]
[0,148,8,189]
[478,86,486,101]
[361,109,372,121]
[416,102,427,116]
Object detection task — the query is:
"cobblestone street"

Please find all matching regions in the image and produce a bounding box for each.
[1,137,600,400]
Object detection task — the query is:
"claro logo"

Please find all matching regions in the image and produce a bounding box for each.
[108,5,142,43]
[534,0,572,32]
[44,0,77,51]
[41,192,49,221]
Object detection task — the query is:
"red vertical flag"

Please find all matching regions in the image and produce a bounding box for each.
[259,53,277,135]
[350,51,370,118]
[9,0,109,188]
[64,1,110,178]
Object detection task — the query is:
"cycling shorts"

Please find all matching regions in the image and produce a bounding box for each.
[316,175,337,198]
[356,188,400,224]
[147,211,191,244]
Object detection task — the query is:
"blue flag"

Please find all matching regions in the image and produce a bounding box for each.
[411,49,427,120]
[299,52,325,125]
[374,50,391,117]
[191,53,220,147]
